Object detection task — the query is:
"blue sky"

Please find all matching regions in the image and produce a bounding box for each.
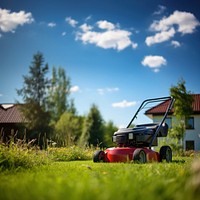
[0,0,200,127]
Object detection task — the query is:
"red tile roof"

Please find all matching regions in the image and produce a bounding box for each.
[145,94,200,115]
[0,104,24,123]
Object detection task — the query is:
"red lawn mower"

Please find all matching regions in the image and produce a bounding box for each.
[93,96,175,163]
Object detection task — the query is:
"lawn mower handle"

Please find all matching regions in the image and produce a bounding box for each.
[149,96,175,148]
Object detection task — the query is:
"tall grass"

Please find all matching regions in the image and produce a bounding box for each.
[0,140,50,170]
[0,137,94,170]
[47,146,93,161]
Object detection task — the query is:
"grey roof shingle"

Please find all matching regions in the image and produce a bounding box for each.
[0,104,24,123]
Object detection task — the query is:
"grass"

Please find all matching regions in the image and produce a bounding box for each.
[0,157,200,200]
[0,141,200,200]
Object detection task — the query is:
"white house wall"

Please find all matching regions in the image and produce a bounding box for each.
[151,115,200,151]
[184,115,200,151]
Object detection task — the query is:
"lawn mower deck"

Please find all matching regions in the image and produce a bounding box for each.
[93,96,175,163]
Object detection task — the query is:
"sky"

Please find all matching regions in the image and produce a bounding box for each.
[0,0,200,127]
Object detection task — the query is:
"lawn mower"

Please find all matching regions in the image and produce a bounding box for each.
[93,96,175,163]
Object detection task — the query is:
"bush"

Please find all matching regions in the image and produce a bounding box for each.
[47,146,93,161]
[0,140,50,170]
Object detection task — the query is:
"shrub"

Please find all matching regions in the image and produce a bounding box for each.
[47,146,93,161]
[0,140,50,170]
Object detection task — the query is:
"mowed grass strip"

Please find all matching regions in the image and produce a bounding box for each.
[1,157,199,200]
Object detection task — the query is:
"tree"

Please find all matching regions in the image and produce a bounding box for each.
[55,112,82,146]
[169,78,194,150]
[17,52,49,107]
[79,104,104,147]
[48,67,71,123]
[16,52,50,148]
[104,121,118,147]
[170,78,193,119]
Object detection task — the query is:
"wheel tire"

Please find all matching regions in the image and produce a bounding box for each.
[160,146,172,162]
[93,150,105,162]
[133,149,147,164]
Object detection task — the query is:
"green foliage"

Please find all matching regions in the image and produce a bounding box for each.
[19,101,50,132]
[16,52,49,107]
[170,78,194,119]
[48,146,92,161]
[48,67,71,123]
[80,104,104,147]
[0,141,50,170]
[104,120,118,147]
[16,52,51,148]
[169,122,185,141]
[169,78,194,150]
[55,112,83,146]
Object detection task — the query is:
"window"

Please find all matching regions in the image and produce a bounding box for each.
[185,140,195,151]
[185,117,194,129]
[165,117,172,128]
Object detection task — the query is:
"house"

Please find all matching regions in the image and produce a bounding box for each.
[145,94,200,151]
[0,104,24,142]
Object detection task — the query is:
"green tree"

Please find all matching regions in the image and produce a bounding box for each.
[55,112,82,146]
[17,52,49,106]
[169,78,194,150]
[16,52,50,148]
[104,121,118,147]
[48,67,71,123]
[79,104,104,147]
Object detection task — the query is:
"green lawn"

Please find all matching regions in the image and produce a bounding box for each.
[0,157,200,200]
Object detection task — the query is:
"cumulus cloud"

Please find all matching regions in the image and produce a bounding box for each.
[66,17,78,27]
[97,20,115,30]
[97,87,119,95]
[112,100,137,108]
[76,20,138,51]
[146,28,175,46]
[70,85,80,93]
[79,23,92,32]
[146,10,200,46]
[171,40,181,48]
[141,55,167,72]
[0,8,34,33]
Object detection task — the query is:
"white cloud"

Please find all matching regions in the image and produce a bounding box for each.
[65,17,78,27]
[112,100,137,108]
[146,10,200,46]
[76,20,137,51]
[151,11,200,34]
[171,40,181,48]
[141,55,167,72]
[0,8,34,33]
[48,22,56,28]
[97,87,119,95]
[79,23,92,32]
[70,85,80,93]
[145,28,175,46]
[97,20,115,30]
